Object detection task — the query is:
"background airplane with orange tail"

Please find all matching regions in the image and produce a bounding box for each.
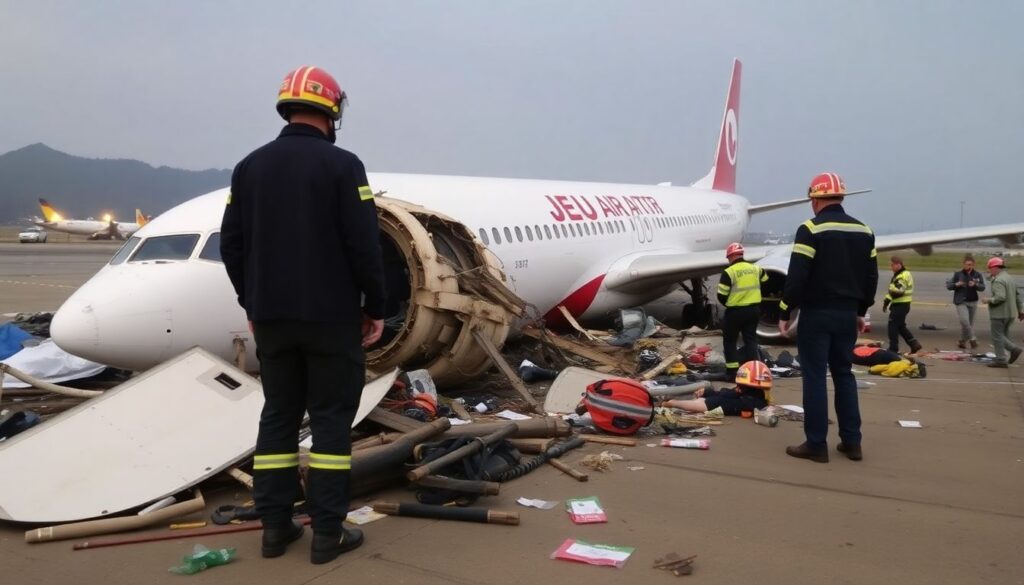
[34,198,149,240]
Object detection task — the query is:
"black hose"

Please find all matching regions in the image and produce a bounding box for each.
[494,435,585,482]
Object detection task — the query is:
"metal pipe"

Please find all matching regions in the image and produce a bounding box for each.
[372,501,519,526]
[415,475,500,496]
[1,363,103,398]
[26,490,205,544]
[406,423,518,482]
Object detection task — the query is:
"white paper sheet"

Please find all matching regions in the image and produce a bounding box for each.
[516,497,559,510]
[496,409,532,421]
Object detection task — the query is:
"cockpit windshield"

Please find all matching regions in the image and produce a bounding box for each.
[130,234,200,262]
[109,237,141,265]
[198,232,222,263]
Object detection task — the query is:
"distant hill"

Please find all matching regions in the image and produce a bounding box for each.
[0,143,230,223]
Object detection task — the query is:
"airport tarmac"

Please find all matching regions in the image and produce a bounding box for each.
[0,242,119,315]
[1,244,1022,584]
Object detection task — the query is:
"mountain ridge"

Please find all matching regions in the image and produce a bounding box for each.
[0,143,231,223]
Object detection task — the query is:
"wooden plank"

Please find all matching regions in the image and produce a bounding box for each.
[547,459,589,482]
[641,353,684,381]
[580,434,638,447]
[471,328,543,414]
[366,407,426,433]
[521,327,634,373]
[448,400,473,421]
[557,305,600,342]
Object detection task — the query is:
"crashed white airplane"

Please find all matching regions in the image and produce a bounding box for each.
[51,60,1024,385]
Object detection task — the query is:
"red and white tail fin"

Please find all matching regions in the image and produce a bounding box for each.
[692,59,741,193]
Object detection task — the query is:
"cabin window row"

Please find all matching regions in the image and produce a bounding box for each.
[478,219,628,246]
[476,212,737,246]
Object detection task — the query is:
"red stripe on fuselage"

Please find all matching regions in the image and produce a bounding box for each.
[543,274,606,327]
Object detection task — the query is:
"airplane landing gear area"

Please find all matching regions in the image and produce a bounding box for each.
[680,277,720,330]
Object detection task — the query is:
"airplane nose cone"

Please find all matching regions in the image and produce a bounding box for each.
[50,299,100,358]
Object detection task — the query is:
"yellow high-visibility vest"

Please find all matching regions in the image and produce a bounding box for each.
[886,270,914,304]
[719,261,767,307]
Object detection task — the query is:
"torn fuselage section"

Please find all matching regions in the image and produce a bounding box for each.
[369,198,525,386]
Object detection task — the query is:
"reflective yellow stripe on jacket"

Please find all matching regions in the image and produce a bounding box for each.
[722,261,767,307]
[885,270,914,304]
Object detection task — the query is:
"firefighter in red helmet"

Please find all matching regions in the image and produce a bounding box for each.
[221,66,385,564]
[778,172,878,463]
[717,242,767,378]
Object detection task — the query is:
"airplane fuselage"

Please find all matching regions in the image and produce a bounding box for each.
[50,173,748,372]
[35,219,140,239]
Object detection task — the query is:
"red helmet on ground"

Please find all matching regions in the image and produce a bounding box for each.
[987,256,1006,270]
[807,172,847,198]
[276,66,347,121]
[735,360,773,390]
[726,242,745,259]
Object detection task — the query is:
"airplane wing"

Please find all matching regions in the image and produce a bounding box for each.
[603,223,1024,293]
[603,245,786,293]
[875,223,1024,253]
[747,190,871,215]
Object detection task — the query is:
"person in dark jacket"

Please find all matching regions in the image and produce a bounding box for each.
[778,172,878,463]
[663,360,772,416]
[945,254,985,349]
[221,65,385,565]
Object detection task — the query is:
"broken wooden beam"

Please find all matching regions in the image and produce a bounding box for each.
[366,407,426,433]
[471,328,543,414]
[547,458,589,482]
[521,327,634,373]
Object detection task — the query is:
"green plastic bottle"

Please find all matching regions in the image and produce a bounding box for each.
[169,544,237,575]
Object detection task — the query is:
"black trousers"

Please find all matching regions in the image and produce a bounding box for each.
[252,319,365,536]
[723,305,760,375]
[887,303,917,352]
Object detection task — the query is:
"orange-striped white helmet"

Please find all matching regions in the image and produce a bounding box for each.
[276,66,347,122]
[726,242,744,259]
[735,360,772,389]
[807,172,847,198]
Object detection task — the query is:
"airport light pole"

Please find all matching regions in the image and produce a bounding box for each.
[959,201,965,228]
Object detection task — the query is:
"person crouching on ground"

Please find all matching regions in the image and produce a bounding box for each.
[946,254,985,349]
[663,360,772,415]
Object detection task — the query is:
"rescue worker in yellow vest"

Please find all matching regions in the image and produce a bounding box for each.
[882,255,922,354]
[717,242,768,377]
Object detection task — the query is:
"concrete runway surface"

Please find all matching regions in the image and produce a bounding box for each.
[1,244,1022,585]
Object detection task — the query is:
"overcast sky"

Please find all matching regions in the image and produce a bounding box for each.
[1,1,1021,232]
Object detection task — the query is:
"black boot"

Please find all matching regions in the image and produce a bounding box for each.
[261,519,304,558]
[311,527,364,564]
[837,442,863,461]
[785,442,829,463]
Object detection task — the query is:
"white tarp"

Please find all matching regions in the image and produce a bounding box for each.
[1,339,107,389]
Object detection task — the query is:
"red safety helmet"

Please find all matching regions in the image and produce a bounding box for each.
[987,256,1006,270]
[807,172,847,198]
[735,360,773,390]
[276,66,347,122]
[726,242,745,259]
